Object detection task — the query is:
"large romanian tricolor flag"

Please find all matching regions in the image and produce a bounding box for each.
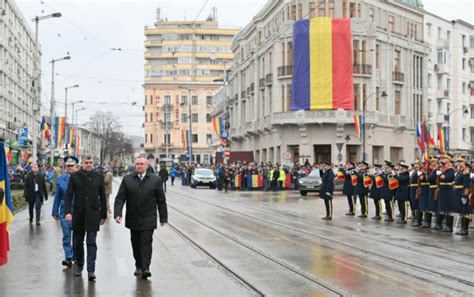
[54,117,66,149]
[0,142,14,266]
[291,17,354,111]
[212,116,228,146]
[247,174,264,189]
[40,117,50,139]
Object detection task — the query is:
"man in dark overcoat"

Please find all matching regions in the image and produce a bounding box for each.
[65,155,107,281]
[24,164,48,225]
[114,155,168,280]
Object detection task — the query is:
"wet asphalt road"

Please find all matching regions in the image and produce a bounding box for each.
[1,177,473,296]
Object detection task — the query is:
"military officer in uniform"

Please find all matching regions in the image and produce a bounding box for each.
[410,160,423,227]
[369,164,383,220]
[418,160,432,228]
[342,161,356,216]
[395,161,410,224]
[438,154,455,232]
[320,161,335,220]
[356,161,370,218]
[382,161,396,222]
[453,156,471,235]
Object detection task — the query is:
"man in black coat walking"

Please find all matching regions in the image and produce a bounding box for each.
[114,155,168,280]
[158,165,169,192]
[24,164,48,225]
[65,155,107,281]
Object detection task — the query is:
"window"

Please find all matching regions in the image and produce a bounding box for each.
[149,95,153,105]
[192,95,198,105]
[354,83,360,111]
[395,90,401,115]
[192,134,198,143]
[206,96,212,105]
[447,31,451,43]
[389,15,395,32]
[144,95,147,105]
[394,50,401,72]
[181,95,188,105]
[375,44,380,69]
[353,40,360,64]
[181,113,188,123]
[297,3,302,19]
[462,58,466,71]
[376,87,380,111]
[369,8,374,22]
[309,1,316,18]
[428,73,432,88]
[462,82,466,94]
[328,0,335,17]
[164,95,171,105]
[206,134,212,144]
[438,27,442,39]
[145,113,147,123]
[150,112,153,123]
[319,1,326,17]
[290,4,296,20]
[145,134,147,143]
[206,113,211,123]
[342,0,347,18]
[150,133,153,144]
[463,128,466,141]
[426,23,432,37]
[164,134,170,144]
[192,113,198,123]
[164,113,171,124]
[349,2,356,18]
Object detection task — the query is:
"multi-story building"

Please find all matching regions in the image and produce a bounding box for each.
[424,13,474,157]
[222,0,429,164]
[0,0,40,151]
[75,126,101,161]
[143,12,238,164]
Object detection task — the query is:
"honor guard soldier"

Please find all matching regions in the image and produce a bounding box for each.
[438,154,455,232]
[382,161,396,222]
[410,160,423,227]
[395,161,410,224]
[453,156,471,235]
[369,164,383,220]
[320,162,335,220]
[342,161,356,216]
[356,161,370,218]
[428,157,442,230]
[418,160,432,228]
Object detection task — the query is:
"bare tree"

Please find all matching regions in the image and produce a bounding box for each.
[86,111,121,163]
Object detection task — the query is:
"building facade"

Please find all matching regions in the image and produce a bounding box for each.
[222,0,429,165]
[75,126,101,161]
[0,0,40,150]
[424,14,474,157]
[143,15,238,164]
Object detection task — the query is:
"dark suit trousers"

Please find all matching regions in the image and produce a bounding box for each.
[73,231,97,272]
[131,229,154,270]
[28,192,42,223]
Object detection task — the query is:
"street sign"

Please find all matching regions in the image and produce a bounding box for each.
[19,128,28,146]
[283,152,292,160]
[224,150,230,158]
[336,142,344,152]
[337,153,343,162]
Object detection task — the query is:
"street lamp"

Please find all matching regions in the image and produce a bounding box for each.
[49,55,71,166]
[75,107,86,126]
[178,86,193,162]
[446,107,469,151]
[362,90,387,162]
[71,100,84,126]
[31,12,61,163]
[64,84,79,122]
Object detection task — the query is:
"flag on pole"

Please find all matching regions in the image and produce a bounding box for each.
[291,17,354,111]
[75,135,80,156]
[353,115,363,140]
[40,117,50,139]
[212,116,228,146]
[422,121,435,148]
[4,147,11,163]
[438,127,447,153]
[68,128,75,149]
[181,130,189,150]
[54,117,66,149]
[0,142,14,265]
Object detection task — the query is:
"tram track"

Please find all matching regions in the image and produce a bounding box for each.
[167,187,474,290]
[167,205,347,296]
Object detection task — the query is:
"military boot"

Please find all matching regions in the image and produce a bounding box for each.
[421,212,432,228]
[432,214,444,230]
[455,218,469,236]
[443,215,453,232]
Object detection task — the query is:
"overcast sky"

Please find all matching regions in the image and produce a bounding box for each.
[16,0,473,136]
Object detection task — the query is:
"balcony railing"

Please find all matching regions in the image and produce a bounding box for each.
[159,120,172,126]
[161,103,173,111]
[259,78,265,89]
[392,71,405,83]
[265,73,273,86]
[277,65,293,77]
[161,142,173,148]
[241,90,246,98]
[353,64,372,75]
[250,83,255,94]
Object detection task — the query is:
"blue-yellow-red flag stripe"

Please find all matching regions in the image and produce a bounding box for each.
[291,17,353,111]
[0,142,14,265]
[212,116,228,146]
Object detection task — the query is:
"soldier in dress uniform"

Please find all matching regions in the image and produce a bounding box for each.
[356,161,369,218]
[418,160,432,228]
[395,161,410,224]
[453,156,471,235]
[381,161,396,222]
[428,157,443,230]
[437,153,455,232]
[320,162,335,220]
[369,164,383,220]
[342,161,356,216]
[410,160,423,227]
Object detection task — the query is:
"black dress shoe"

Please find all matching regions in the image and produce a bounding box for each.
[384,218,394,222]
[88,272,96,281]
[321,216,332,220]
[62,260,73,268]
[371,216,381,220]
[396,220,407,224]
[358,215,367,218]
[134,269,143,276]
[141,270,151,279]
[36,222,41,226]
[345,212,355,216]
[74,264,83,277]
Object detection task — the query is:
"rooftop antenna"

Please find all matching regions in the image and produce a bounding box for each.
[156,8,161,21]
[213,7,217,21]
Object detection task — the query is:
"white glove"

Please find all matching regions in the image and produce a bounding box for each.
[462,197,468,205]
[325,192,332,197]
[436,170,441,176]
[417,171,422,176]
[471,173,474,179]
